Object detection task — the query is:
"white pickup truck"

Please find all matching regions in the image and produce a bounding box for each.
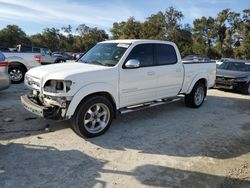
[21,40,216,137]
[3,45,59,83]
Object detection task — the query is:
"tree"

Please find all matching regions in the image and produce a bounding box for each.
[0,25,30,47]
[76,24,108,51]
[41,28,61,51]
[111,17,141,39]
[164,6,184,41]
[240,8,250,59]
[140,12,166,40]
[192,16,217,57]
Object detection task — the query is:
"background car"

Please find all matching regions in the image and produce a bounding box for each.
[215,58,247,66]
[216,61,250,94]
[182,55,211,63]
[52,51,74,62]
[3,44,55,84]
[0,52,11,91]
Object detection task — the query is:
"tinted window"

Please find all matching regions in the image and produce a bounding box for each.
[126,44,154,67]
[155,44,177,65]
[33,47,41,53]
[227,62,250,72]
[218,62,229,69]
[0,47,10,52]
[20,46,32,52]
[0,52,5,61]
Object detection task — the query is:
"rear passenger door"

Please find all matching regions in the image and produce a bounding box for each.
[154,44,183,98]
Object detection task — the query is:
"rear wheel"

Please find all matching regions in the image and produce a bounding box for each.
[242,83,250,95]
[55,59,65,63]
[72,96,114,138]
[8,65,26,84]
[185,81,206,108]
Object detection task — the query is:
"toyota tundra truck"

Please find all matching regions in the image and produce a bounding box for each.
[21,40,216,138]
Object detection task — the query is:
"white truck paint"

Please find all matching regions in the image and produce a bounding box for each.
[21,40,216,137]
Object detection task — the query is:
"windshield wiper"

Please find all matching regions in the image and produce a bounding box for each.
[78,59,88,64]
[89,61,107,66]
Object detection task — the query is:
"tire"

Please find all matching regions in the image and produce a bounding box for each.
[242,83,250,95]
[55,59,65,63]
[72,96,114,138]
[8,65,26,84]
[185,81,206,108]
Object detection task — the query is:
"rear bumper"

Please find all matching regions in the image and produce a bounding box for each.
[21,95,62,120]
[0,73,11,91]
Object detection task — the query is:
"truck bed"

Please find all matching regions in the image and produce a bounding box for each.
[181,61,216,93]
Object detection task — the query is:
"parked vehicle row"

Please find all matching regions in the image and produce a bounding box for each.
[2,45,71,83]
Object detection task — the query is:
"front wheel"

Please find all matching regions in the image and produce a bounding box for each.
[8,65,26,84]
[185,81,206,108]
[72,96,114,138]
[242,83,250,95]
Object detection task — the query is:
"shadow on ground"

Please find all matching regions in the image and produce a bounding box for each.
[132,164,250,188]
[0,143,107,188]
[1,88,250,159]
[1,143,249,188]
[88,95,250,159]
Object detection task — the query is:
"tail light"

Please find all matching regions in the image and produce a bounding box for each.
[35,55,42,63]
[0,61,9,67]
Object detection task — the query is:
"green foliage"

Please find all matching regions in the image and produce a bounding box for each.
[0,7,249,59]
[0,25,30,47]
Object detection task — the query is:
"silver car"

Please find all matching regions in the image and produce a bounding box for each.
[0,52,11,90]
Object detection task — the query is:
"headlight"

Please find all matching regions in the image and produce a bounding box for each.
[25,75,40,88]
[234,77,248,82]
[44,80,72,93]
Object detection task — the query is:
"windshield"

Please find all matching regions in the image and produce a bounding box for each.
[78,43,129,67]
[218,61,250,72]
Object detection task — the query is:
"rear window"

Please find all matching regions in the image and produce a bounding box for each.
[0,52,5,61]
[0,47,10,52]
[20,46,33,52]
[155,44,177,65]
[33,47,41,53]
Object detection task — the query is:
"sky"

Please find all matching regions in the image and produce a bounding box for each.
[0,0,249,35]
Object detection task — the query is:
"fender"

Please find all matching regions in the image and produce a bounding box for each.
[66,82,118,119]
[186,73,209,94]
[6,56,26,65]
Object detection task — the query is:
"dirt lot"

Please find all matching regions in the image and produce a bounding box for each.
[0,84,249,188]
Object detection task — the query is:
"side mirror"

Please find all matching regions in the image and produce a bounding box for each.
[125,59,140,69]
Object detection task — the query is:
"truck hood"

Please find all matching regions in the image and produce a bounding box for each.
[217,69,250,78]
[26,62,111,81]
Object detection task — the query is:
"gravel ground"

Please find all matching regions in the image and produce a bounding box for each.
[0,84,250,188]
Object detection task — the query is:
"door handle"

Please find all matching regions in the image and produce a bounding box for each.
[147,71,155,76]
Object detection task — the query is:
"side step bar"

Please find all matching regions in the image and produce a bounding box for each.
[119,97,181,114]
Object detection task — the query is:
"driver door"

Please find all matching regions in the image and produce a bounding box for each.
[119,44,157,107]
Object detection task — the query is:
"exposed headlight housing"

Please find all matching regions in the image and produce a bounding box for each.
[234,77,248,82]
[25,75,40,89]
[44,80,72,93]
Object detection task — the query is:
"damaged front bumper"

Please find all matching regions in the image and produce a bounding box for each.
[21,95,68,120]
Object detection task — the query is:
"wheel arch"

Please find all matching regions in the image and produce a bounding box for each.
[66,83,118,119]
[186,74,208,94]
[9,61,28,72]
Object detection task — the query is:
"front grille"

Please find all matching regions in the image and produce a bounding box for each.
[216,76,235,82]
